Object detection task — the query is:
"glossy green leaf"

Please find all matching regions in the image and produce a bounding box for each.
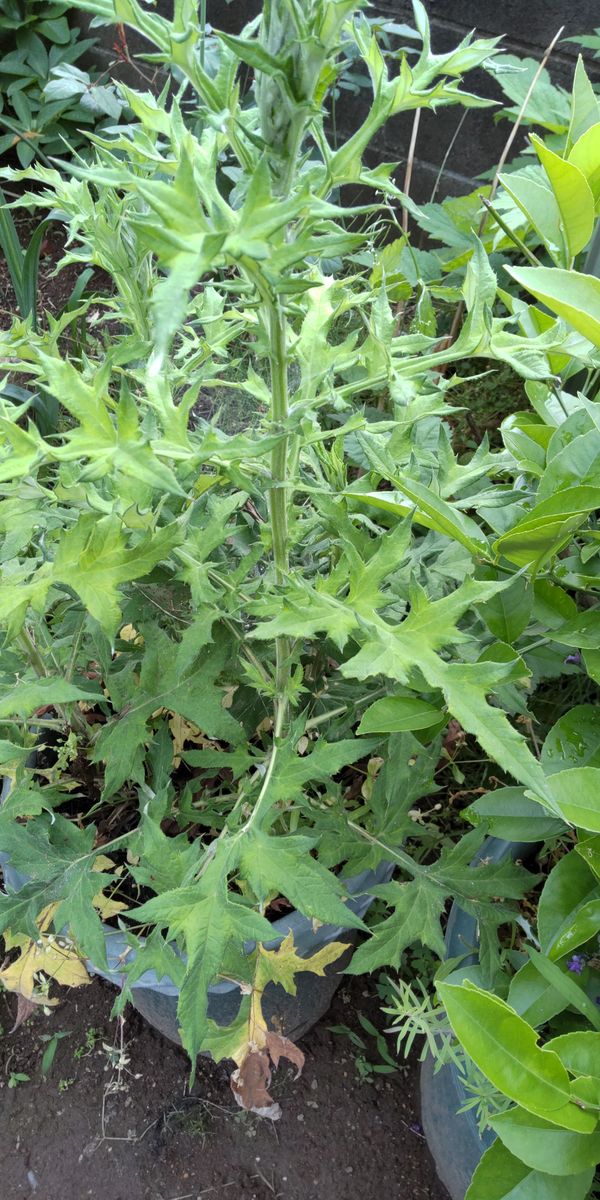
[542,706,600,776]
[507,266,600,347]
[465,787,565,842]
[547,896,600,962]
[466,1138,593,1200]
[526,947,600,1031]
[569,121,600,207]
[349,483,488,556]
[550,1031,600,1081]
[357,695,445,735]
[538,851,600,954]
[553,612,600,649]
[576,835,600,881]
[491,1106,600,1176]
[499,168,563,264]
[493,486,600,568]
[544,768,600,833]
[530,133,594,259]
[566,57,600,154]
[508,960,567,1028]
[477,576,533,644]
[437,980,595,1130]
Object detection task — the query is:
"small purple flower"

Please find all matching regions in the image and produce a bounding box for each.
[567,954,586,974]
[565,653,582,666]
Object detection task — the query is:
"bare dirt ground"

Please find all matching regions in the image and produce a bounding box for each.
[0,973,449,1200]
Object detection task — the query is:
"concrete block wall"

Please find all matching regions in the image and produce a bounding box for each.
[82,1,600,199]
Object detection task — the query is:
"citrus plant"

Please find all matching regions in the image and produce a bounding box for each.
[385,57,600,1200]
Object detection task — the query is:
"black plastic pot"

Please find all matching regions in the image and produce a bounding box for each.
[420,837,533,1200]
[0,775,393,1047]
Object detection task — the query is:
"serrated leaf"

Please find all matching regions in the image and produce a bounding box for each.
[0,816,113,969]
[255,931,347,997]
[93,628,243,797]
[0,677,102,720]
[132,842,273,1063]
[239,830,366,931]
[347,875,446,974]
[52,514,181,633]
[0,904,90,1004]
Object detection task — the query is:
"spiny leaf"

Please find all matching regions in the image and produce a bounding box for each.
[346,875,446,974]
[239,830,366,931]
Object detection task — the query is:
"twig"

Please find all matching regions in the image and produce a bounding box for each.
[166,1186,237,1200]
[402,109,421,235]
[482,24,565,224]
[428,109,469,206]
[444,24,564,350]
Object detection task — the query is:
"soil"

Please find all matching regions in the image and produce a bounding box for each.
[0,974,449,1200]
[0,214,91,331]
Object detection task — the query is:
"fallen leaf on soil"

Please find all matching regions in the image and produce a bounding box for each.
[230,1035,305,1119]
[231,1049,281,1119]
[10,994,37,1033]
[265,1031,305,1077]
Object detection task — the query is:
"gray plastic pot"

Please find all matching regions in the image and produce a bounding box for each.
[0,775,393,1047]
[420,837,533,1200]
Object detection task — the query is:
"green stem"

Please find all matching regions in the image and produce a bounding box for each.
[17,626,89,736]
[266,297,292,719]
[479,196,541,267]
[347,820,424,878]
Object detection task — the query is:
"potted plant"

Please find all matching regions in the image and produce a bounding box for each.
[0,0,527,1112]
[3,0,600,1132]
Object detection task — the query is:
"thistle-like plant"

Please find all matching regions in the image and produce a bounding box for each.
[3,0,600,1120]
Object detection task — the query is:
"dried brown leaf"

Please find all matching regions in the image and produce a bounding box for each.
[10,994,37,1033]
[230,1049,281,1120]
[265,1032,305,1079]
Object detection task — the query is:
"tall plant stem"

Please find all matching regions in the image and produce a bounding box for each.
[266,296,291,730]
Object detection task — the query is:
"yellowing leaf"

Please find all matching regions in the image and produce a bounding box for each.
[168,712,209,765]
[0,905,90,1005]
[119,624,144,644]
[92,891,127,920]
[223,934,345,1118]
[256,932,347,998]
